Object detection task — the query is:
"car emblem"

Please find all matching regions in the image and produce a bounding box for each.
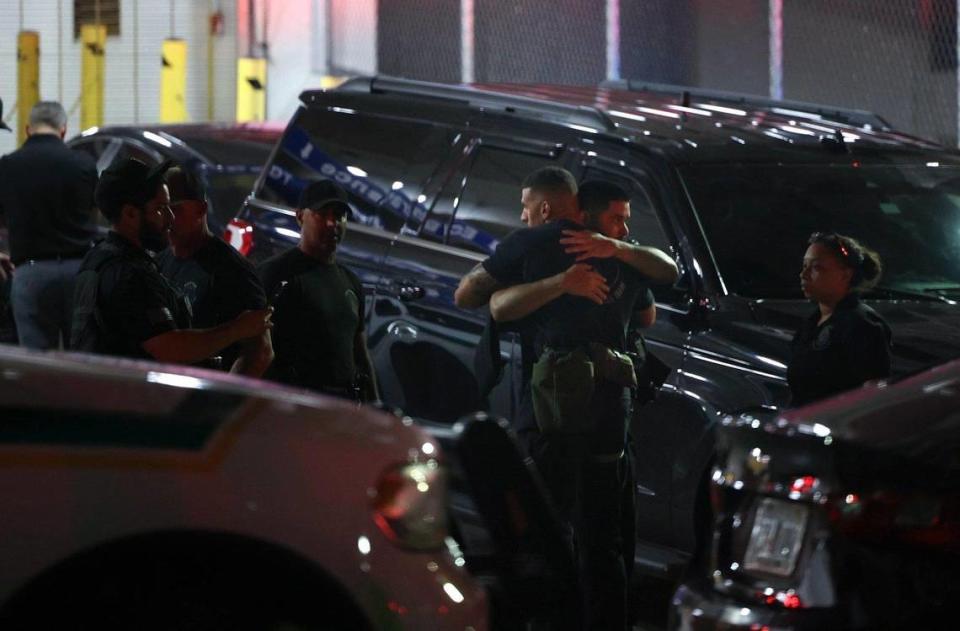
[747,447,771,476]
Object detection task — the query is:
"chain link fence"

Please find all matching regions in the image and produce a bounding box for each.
[343,0,960,146]
[783,0,957,145]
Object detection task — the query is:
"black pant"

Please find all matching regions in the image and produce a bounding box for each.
[526,382,632,631]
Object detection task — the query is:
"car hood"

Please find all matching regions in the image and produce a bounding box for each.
[747,298,960,375]
[775,359,960,479]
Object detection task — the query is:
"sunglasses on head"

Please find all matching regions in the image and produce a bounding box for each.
[810,232,857,262]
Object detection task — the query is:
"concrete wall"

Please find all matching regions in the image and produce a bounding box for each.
[2,1,956,149]
[259,0,377,125]
[0,0,240,156]
[259,0,322,124]
[783,0,956,145]
[691,0,769,95]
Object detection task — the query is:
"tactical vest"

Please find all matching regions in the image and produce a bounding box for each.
[70,239,127,355]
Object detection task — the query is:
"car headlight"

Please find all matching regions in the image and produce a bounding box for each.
[372,460,448,550]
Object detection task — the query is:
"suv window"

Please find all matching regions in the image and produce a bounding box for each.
[683,163,960,299]
[259,108,456,233]
[421,146,558,254]
[580,167,673,254]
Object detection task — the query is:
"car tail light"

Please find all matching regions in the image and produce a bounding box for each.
[828,491,960,552]
[372,461,448,550]
[225,218,254,256]
[742,497,810,577]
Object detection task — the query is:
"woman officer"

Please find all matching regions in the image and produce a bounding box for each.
[788,232,892,407]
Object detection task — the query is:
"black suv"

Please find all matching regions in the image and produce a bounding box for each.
[231,76,960,580]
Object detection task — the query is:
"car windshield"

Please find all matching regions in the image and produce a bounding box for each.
[681,162,960,299]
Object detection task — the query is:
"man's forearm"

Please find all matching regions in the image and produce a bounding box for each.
[490,274,564,323]
[615,243,679,284]
[454,263,501,308]
[230,331,274,377]
[143,322,244,364]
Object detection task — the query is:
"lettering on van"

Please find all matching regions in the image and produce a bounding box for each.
[266,125,499,253]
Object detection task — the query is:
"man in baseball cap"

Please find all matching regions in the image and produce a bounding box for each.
[94,158,174,252]
[156,166,273,377]
[258,179,378,402]
[71,157,272,362]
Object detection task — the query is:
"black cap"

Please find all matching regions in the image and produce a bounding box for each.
[166,166,206,204]
[298,179,350,214]
[0,98,10,131]
[96,158,172,219]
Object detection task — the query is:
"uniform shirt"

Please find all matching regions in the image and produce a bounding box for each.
[788,293,892,407]
[71,232,189,359]
[483,219,653,432]
[0,135,98,264]
[484,219,652,355]
[259,248,364,390]
[157,237,267,368]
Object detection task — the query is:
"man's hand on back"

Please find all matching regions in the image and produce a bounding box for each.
[560,263,609,304]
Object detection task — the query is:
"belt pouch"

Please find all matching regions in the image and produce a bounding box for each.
[531,348,595,434]
[588,343,638,388]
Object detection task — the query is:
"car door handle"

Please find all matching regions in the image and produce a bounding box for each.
[397,283,425,302]
[387,321,419,340]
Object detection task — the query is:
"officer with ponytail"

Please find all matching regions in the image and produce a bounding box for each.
[789,231,892,407]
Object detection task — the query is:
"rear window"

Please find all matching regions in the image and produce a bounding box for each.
[259,108,456,233]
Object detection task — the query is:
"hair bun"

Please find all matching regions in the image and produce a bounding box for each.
[859,249,882,283]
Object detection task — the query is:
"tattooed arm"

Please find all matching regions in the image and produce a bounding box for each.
[454,262,503,309]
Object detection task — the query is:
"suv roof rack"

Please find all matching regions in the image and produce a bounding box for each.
[601,79,891,130]
[324,75,617,133]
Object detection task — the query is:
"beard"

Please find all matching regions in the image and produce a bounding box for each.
[140,221,170,252]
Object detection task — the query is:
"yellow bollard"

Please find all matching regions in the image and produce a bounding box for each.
[161,38,188,123]
[17,31,40,146]
[80,24,106,131]
[236,57,267,122]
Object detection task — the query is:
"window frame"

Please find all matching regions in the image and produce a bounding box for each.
[255,106,461,239]
[574,153,692,309]
[404,134,570,255]
[73,0,121,39]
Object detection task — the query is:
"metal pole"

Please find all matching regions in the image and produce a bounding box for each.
[262,0,269,59]
[326,0,334,73]
[605,0,620,81]
[134,0,139,122]
[769,0,784,100]
[248,0,256,58]
[461,0,474,83]
[956,0,960,146]
[208,0,216,121]
[58,0,63,102]
[17,31,40,146]
[261,0,268,119]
